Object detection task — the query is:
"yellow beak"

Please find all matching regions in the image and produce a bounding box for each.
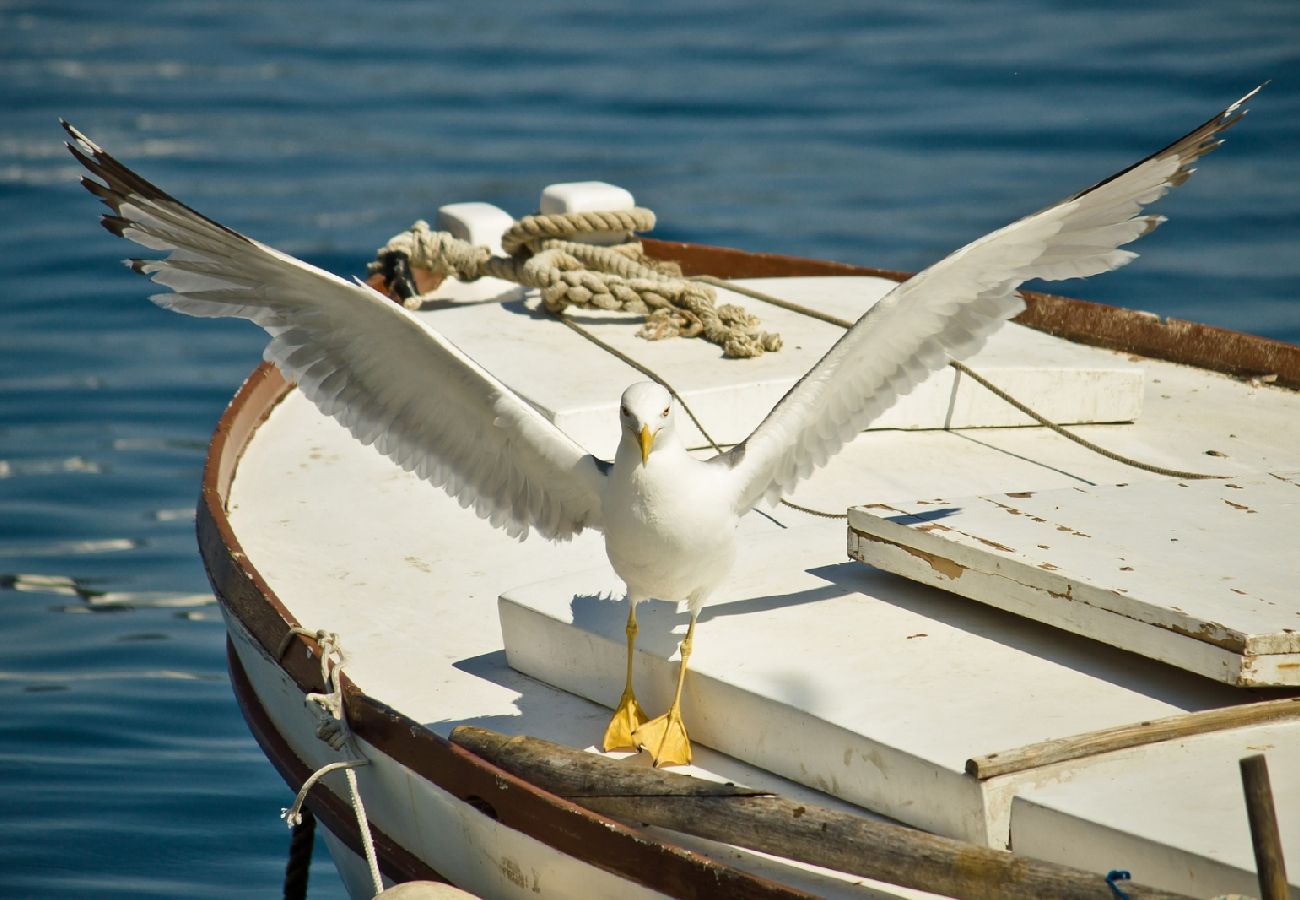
[639,424,655,465]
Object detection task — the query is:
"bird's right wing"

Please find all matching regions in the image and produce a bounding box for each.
[720,86,1263,513]
[65,122,606,541]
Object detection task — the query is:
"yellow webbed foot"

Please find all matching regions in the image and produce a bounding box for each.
[632,708,692,768]
[602,688,649,752]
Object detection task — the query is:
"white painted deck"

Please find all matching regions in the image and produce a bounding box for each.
[227,273,1300,897]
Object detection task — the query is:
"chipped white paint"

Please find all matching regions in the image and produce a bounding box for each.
[847,475,1300,686]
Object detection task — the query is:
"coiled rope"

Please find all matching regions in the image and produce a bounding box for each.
[370,214,781,359]
[276,626,383,897]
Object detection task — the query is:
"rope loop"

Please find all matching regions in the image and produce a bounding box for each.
[275,625,382,896]
[501,208,656,255]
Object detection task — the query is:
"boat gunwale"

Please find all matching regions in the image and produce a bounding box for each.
[200,239,1299,895]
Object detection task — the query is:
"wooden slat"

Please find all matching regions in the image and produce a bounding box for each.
[968,696,1300,780]
[450,726,1192,900]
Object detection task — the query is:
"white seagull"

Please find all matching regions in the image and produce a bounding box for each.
[65,85,1260,767]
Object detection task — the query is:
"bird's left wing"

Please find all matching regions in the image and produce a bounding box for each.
[721,86,1263,512]
[65,122,606,541]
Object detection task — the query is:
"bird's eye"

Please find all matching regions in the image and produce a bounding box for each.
[620,405,629,417]
[661,406,670,418]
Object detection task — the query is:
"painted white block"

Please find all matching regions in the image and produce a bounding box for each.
[539,181,636,215]
[437,201,515,254]
[416,276,1145,458]
[847,474,1300,686]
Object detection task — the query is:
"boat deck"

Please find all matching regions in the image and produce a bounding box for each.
[225,273,1300,897]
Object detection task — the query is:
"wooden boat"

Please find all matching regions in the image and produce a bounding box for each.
[204,193,1300,898]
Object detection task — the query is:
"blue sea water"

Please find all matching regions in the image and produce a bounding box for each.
[1,1,1297,896]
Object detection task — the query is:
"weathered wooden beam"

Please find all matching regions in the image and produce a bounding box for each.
[968,696,1300,780]
[449,726,1190,900]
[1240,754,1290,900]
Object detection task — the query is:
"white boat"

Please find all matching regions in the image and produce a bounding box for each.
[198,197,1300,898]
[65,93,1298,895]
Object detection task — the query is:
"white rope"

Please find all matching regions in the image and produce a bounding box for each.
[277,626,383,896]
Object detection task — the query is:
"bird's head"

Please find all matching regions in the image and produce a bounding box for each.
[618,382,677,465]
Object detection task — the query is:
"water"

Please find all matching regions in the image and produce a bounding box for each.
[2,1,1297,895]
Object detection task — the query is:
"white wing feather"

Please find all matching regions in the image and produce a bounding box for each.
[724,86,1263,511]
[65,122,606,541]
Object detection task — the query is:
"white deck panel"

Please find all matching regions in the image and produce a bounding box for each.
[1009,719,1300,898]
[847,475,1300,686]
[417,276,1143,458]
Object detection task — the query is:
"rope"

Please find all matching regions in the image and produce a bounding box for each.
[283,805,315,900]
[277,626,383,897]
[368,218,780,358]
[701,275,1219,482]
[549,313,724,451]
[501,208,656,255]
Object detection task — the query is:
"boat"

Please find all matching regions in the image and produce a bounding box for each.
[197,190,1300,898]
[65,93,1300,895]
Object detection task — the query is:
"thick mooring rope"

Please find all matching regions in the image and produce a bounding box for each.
[370,217,781,358]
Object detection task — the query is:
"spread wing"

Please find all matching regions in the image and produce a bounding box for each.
[65,121,606,541]
[722,85,1263,512]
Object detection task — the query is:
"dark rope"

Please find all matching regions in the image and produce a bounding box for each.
[283,805,316,900]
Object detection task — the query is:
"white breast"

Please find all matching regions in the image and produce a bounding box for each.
[602,450,739,610]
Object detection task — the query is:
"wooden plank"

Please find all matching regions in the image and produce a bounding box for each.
[967,696,1300,780]
[847,476,1300,687]
[449,726,1193,900]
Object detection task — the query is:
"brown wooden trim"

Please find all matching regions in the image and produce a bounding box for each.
[641,238,1300,389]
[199,362,812,898]
[967,695,1300,781]
[227,637,446,886]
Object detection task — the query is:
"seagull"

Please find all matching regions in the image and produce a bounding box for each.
[64,85,1261,767]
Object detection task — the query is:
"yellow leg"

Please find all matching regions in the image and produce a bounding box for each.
[632,614,695,768]
[602,602,648,751]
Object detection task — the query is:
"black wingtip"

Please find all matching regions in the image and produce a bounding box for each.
[62,120,253,246]
[1066,83,1267,206]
